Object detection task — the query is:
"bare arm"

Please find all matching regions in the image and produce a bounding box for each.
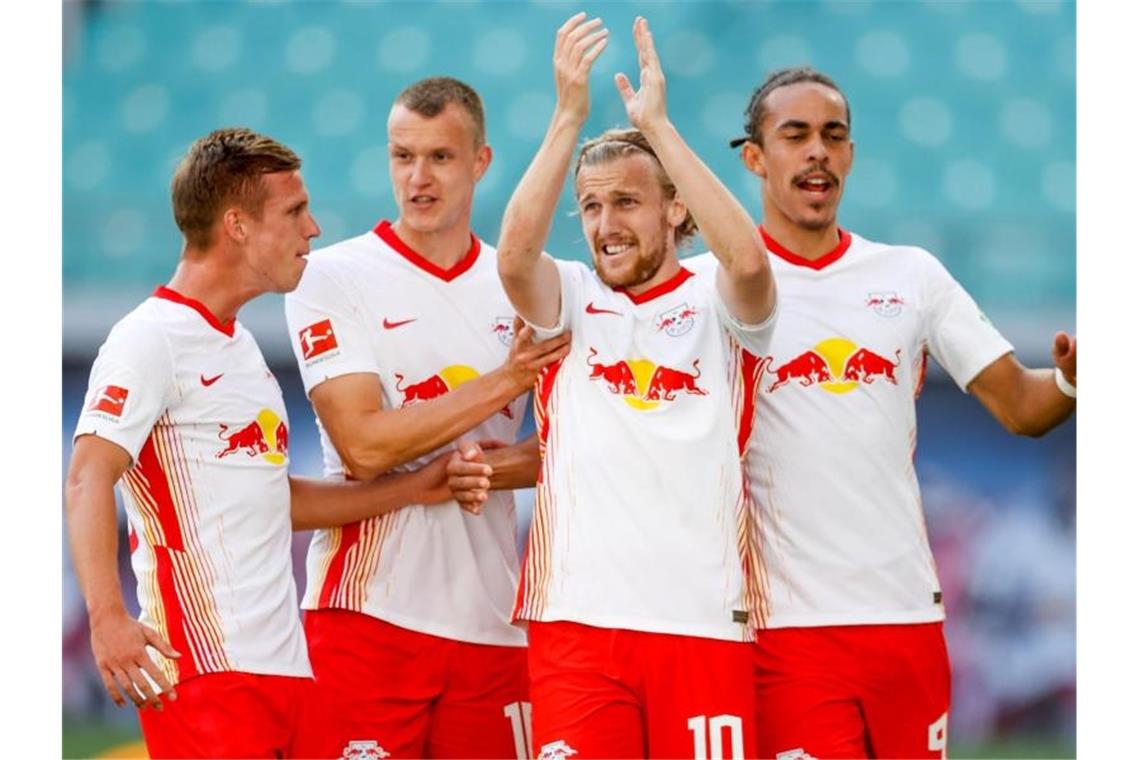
[446,436,542,514]
[968,332,1076,437]
[66,435,180,710]
[311,321,568,481]
[497,13,609,328]
[289,450,462,531]
[615,17,775,324]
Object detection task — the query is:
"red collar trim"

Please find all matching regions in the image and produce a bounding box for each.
[373,219,481,283]
[153,286,235,337]
[615,267,694,305]
[760,226,852,271]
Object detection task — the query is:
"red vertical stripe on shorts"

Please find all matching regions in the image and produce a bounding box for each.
[135,435,185,551]
[153,544,197,681]
[318,521,362,608]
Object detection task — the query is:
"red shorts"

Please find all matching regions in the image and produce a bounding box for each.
[138,671,319,759]
[753,622,951,760]
[528,620,755,759]
[304,608,530,759]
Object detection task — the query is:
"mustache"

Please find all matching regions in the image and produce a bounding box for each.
[792,167,840,186]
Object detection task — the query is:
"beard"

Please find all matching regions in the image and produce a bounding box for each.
[593,218,671,290]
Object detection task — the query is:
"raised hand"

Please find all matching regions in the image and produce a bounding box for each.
[503,317,572,393]
[553,12,609,126]
[614,16,668,132]
[91,611,180,709]
[1052,331,1076,386]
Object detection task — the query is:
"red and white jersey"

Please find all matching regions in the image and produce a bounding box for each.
[72,287,311,686]
[515,259,776,641]
[738,228,1013,628]
[284,220,527,647]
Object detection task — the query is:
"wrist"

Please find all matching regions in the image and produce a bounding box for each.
[638,118,676,144]
[88,600,129,625]
[1054,367,1076,399]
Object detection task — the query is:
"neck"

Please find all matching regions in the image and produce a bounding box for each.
[622,252,681,296]
[392,216,473,269]
[165,250,257,325]
[760,204,841,260]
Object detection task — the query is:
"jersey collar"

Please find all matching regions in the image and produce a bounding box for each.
[615,266,694,305]
[153,285,235,337]
[760,226,852,271]
[373,219,481,283]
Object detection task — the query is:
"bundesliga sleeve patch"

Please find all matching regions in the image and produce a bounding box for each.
[87,385,129,417]
[298,318,339,361]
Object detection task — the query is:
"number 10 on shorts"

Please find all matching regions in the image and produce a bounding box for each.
[688,714,744,760]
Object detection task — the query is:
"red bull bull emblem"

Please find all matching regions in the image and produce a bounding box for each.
[341,740,390,759]
[764,338,902,395]
[216,408,289,464]
[654,302,698,337]
[865,291,905,318]
[586,347,707,410]
[492,317,515,346]
[395,365,513,419]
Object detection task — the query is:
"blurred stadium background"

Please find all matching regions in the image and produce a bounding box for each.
[62,1,1075,757]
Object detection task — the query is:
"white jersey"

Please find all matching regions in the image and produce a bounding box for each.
[73,287,311,685]
[516,259,776,641]
[742,228,1013,628]
[284,220,527,647]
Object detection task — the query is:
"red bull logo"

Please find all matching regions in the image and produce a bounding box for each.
[764,338,901,395]
[654,302,698,337]
[395,365,513,419]
[586,347,707,410]
[866,291,905,318]
[216,408,289,465]
[492,317,515,346]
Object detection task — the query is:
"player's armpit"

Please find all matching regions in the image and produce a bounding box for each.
[967,351,1075,437]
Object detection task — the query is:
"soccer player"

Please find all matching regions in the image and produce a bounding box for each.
[64,127,471,759]
[282,77,570,759]
[723,67,1077,759]
[496,15,776,758]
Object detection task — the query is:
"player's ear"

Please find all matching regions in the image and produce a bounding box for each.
[221,208,246,243]
[666,196,687,229]
[474,144,492,182]
[741,141,766,179]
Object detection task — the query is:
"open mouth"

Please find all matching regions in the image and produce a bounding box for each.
[796,175,834,196]
[600,241,635,257]
[410,194,438,208]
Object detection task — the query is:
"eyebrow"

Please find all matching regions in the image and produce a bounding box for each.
[776,119,849,131]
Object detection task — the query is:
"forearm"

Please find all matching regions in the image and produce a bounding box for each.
[497,112,580,327]
[484,436,542,490]
[289,469,435,531]
[641,120,774,322]
[1007,368,1076,437]
[65,478,128,623]
[339,370,522,480]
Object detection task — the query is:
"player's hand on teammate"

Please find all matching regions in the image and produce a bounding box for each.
[447,440,505,514]
[615,17,668,133]
[1053,331,1076,387]
[552,12,609,126]
[90,610,180,710]
[503,317,571,393]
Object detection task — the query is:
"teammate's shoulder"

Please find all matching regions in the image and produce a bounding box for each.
[98,298,175,359]
[307,229,379,265]
[682,251,718,275]
[848,232,943,267]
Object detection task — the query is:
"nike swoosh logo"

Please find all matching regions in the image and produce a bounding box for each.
[383,317,417,330]
[200,373,223,387]
[585,302,622,316]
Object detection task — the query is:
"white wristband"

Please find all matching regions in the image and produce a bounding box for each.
[1054,367,1076,399]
